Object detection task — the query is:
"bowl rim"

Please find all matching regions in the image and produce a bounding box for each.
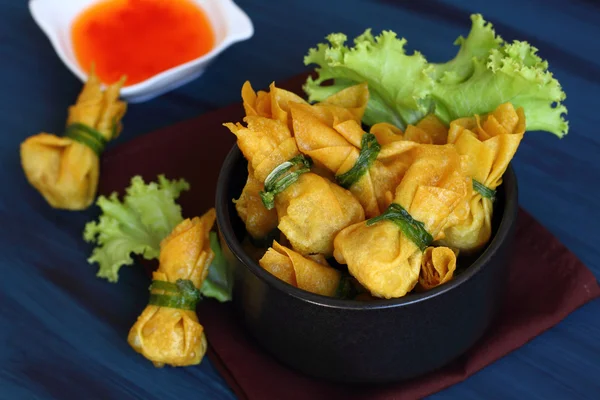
[216,144,519,311]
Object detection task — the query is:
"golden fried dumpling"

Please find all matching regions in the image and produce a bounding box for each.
[274,172,365,256]
[128,209,216,367]
[289,84,450,219]
[417,246,457,291]
[20,69,126,210]
[439,103,525,253]
[259,241,342,296]
[224,115,295,241]
[290,102,359,176]
[234,166,279,241]
[333,145,470,298]
[224,104,365,257]
[290,85,420,218]
[225,116,297,183]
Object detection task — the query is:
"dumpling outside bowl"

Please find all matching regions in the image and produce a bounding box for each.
[215,144,519,383]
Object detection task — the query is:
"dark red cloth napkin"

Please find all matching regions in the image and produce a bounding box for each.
[99,74,600,400]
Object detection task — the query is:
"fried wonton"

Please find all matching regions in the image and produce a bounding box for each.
[333,145,470,298]
[417,246,457,291]
[439,103,525,253]
[274,171,365,256]
[226,115,295,242]
[234,165,279,241]
[259,241,342,297]
[224,97,365,257]
[128,209,216,367]
[20,69,127,210]
[290,84,420,218]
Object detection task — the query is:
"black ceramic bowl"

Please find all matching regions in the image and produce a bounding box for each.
[215,144,518,384]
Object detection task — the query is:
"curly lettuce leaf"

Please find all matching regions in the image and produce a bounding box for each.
[303,14,568,138]
[84,175,189,283]
[303,30,434,129]
[199,232,234,302]
[429,14,567,137]
[430,14,503,83]
[431,40,568,136]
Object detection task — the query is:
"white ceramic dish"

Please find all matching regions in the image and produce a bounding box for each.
[29,0,254,103]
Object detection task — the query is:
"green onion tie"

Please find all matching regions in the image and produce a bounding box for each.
[335,272,360,299]
[366,203,433,251]
[63,123,108,156]
[148,279,202,310]
[336,132,381,189]
[110,117,120,140]
[260,154,312,210]
[472,179,496,201]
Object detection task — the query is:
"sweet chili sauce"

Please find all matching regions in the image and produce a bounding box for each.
[71,0,215,86]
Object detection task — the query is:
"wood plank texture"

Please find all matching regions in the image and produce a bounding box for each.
[1,0,599,399]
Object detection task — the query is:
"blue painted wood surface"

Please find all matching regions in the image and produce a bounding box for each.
[2,0,599,398]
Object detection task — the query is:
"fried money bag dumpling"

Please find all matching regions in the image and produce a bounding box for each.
[20,69,127,210]
[333,145,470,298]
[226,114,294,242]
[291,84,420,218]
[233,165,279,243]
[439,103,525,253]
[128,209,216,367]
[273,171,365,256]
[259,241,344,297]
[225,95,365,257]
[417,246,458,291]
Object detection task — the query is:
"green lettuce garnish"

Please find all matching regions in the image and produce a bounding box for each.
[200,232,234,302]
[304,30,434,129]
[83,175,189,282]
[431,39,568,136]
[83,175,232,302]
[303,13,568,137]
[429,14,503,83]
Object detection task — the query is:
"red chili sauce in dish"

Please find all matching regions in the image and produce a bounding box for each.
[71,0,215,86]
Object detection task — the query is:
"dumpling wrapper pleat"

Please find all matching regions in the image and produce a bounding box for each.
[417,246,457,291]
[259,241,341,297]
[370,114,448,145]
[241,81,307,131]
[233,165,279,241]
